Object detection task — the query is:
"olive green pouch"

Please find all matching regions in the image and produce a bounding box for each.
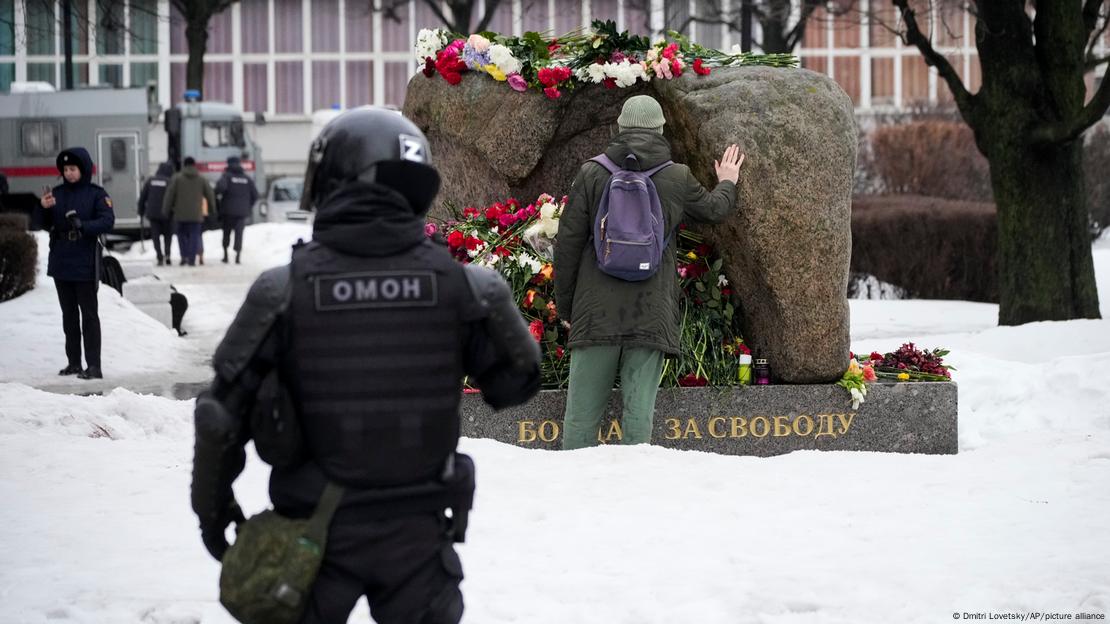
[219,483,344,624]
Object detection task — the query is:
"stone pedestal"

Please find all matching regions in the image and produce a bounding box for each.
[460,383,958,456]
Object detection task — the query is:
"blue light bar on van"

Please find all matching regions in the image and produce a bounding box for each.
[183,89,201,102]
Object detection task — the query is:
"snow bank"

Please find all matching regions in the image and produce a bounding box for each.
[0,233,207,387]
[0,383,194,439]
[119,223,312,270]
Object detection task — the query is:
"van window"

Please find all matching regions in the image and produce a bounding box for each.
[202,120,246,148]
[110,139,128,171]
[21,121,61,156]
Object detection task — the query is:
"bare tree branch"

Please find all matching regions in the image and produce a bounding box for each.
[893,0,976,119]
[784,2,820,50]
[1085,6,1110,65]
[475,0,505,33]
[1083,0,1105,35]
[1031,69,1110,144]
[1088,53,1110,70]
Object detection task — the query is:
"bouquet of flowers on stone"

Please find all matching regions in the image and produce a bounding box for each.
[416,20,797,99]
[428,196,750,389]
[837,343,954,408]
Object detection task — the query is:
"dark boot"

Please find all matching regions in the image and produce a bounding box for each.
[198,253,205,266]
[156,255,164,266]
[58,364,82,376]
[78,366,103,380]
[180,258,187,266]
[222,248,229,263]
[235,251,241,264]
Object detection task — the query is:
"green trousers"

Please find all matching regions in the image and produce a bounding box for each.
[562,345,665,450]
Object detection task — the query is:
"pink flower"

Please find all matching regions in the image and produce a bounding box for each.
[498,213,517,228]
[661,43,679,60]
[424,223,438,237]
[693,58,711,76]
[862,364,878,382]
[529,319,544,342]
[507,73,528,92]
[671,58,683,77]
[543,86,561,99]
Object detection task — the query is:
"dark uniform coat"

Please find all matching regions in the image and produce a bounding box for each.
[554,129,737,355]
[214,159,259,219]
[37,147,115,282]
[138,162,176,221]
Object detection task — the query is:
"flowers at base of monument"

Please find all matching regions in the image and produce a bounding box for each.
[462,34,493,71]
[578,58,651,88]
[677,373,710,387]
[538,65,573,98]
[488,44,523,76]
[865,343,955,381]
[837,358,875,409]
[416,28,450,62]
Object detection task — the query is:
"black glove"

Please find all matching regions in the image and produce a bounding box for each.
[65,210,83,232]
[199,500,246,561]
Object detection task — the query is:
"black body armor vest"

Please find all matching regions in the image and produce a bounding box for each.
[288,239,471,488]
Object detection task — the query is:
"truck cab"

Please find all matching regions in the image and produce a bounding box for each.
[165,92,265,194]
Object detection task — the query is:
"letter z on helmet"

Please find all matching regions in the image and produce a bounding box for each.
[300,107,440,214]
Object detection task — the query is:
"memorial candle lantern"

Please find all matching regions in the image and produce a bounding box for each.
[738,354,753,385]
[753,358,771,385]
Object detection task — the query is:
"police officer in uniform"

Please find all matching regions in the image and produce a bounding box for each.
[138,161,176,266]
[37,147,115,379]
[214,156,259,264]
[191,108,541,624]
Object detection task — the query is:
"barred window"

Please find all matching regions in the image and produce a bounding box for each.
[21,121,62,157]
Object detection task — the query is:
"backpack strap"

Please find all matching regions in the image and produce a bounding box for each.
[643,160,674,176]
[589,154,621,174]
[590,154,673,177]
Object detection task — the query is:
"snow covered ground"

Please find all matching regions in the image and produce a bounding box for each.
[0,232,1108,623]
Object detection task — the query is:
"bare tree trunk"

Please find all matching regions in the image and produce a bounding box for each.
[185,21,208,93]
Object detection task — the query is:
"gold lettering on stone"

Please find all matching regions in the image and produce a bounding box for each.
[793,414,815,437]
[665,418,682,440]
[750,416,770,438]
[773,416,792,437]
[814,414,838,440]
[730,417,748,438]
[682,418,704,439]
[518,420,537,443]
[708,417,727,438]
[539,420,559,443]
[837,413,856,435]
[599,419,623,443]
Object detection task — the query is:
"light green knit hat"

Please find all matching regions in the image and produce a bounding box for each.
[617,95,665,134]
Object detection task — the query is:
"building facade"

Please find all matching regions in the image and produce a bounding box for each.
[2,0,1106,172]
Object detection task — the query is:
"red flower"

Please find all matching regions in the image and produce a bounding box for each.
[721,287,732,296]
[544,86,562,100]
[523,289,537,308]
[463,235,483,251]
[423,57,436,78]
[677,373,709,387]
[498,213,517,228]
[529,319,544,342]
[435,48,467,85]
[485,205,503,222]
[671,59,683,77]
[548,39,561,54]
[662,43,679,60]
[555,345,565,359]
[546,300,557,322]
[693,58,711,76]
[537,68,559,87]
[870,351,884,362]
[695,243,712,256]
[447,230,464,248]
[494,245,512,257]
[737,343,750,355]
[603,77,617,89]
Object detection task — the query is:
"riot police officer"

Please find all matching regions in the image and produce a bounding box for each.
[191,108,541,624]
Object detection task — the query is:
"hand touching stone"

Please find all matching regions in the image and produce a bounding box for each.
[714,144,745,185]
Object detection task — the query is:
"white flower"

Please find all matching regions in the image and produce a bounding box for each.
[415,28,448,60]
[515,253,543,273]
[717,274,729,288]
[586,63,608,84]
[730,44,743,55]
[488,44,522,76]
[849,387,864,409]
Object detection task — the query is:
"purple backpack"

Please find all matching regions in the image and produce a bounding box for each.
[590,153,674,281]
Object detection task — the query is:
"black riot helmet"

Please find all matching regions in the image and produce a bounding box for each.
[300,107,440,215]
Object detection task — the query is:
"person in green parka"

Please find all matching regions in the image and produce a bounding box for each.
[554,95,746,450]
